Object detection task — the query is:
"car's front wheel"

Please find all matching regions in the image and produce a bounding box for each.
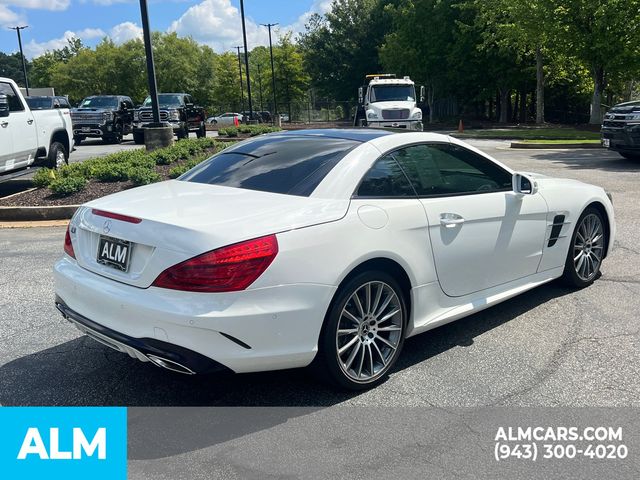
[561,207,607,288]
[315,271,407,390]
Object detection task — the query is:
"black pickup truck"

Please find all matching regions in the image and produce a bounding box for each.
[70,95,135,144]
[133,93,206,144]
[601,100,640,159]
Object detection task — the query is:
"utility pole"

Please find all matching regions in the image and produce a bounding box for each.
[239,0,253,122]
[9,26,29,96]
[235,46,245,113]
[260,23,278,121]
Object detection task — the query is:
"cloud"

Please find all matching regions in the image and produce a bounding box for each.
[109,21,143,44]
[168,0,333,52]
[0,0,70,10]
[0,5,23,27]
[24,28,105,58]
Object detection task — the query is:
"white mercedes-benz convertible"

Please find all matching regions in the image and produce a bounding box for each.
[54,129,615,389]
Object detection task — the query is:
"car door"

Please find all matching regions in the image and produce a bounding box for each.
[391,143,548,297]
[0,81,38,170]
[0,94,13,171]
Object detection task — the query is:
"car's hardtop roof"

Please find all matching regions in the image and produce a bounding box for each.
[275,128,394,142]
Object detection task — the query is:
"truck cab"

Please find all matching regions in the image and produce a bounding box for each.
[354,74,424,131]
[0,77,73,178]
[133,93,206,144]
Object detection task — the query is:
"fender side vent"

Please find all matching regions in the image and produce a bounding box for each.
[548,215,566,247]
[219,332,252,350]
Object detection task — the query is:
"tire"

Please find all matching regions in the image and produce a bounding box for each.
[133,131,144,144]
[620,152,640,160]
[176,124,188,140]
[313,270,407,390]
[73,136,84,146]
[196,121,206,138]
[47,141,68,169]
[560,207,607,288]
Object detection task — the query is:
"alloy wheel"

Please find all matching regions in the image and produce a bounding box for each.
[335,281,403,383]
[573,213,604,281]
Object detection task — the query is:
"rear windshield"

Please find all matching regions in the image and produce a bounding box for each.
[179,135,359,196]
[25,97,52,110]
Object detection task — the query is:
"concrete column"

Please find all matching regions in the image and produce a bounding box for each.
[144,126,174,151]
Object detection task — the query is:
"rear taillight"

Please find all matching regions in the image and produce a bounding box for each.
[64,223,76,259]
[151,234,278,293]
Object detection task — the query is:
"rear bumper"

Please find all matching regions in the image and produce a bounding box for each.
[55,297,229,375]
[601,124,640,151]
[54,257,335,374]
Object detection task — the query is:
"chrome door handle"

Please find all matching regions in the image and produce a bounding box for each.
[440,213,465,228]
[27,119,34,125]
[0,121,8,128]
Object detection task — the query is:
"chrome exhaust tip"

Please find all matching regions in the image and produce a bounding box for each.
[146,354,196,375]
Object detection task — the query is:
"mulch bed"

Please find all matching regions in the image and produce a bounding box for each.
[0,161,189,207]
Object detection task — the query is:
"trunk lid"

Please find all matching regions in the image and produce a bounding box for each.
[72,180,349,288]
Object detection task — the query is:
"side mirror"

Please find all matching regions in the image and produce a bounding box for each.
[512,172,538,195]
[420,86,426,103]
[358,87,364,104]
[0,94,9,117]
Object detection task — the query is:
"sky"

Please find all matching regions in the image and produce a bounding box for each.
[0,0,332,58]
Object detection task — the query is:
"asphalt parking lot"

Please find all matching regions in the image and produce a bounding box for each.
[0,140,638,408]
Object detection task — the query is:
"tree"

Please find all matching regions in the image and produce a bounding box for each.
[299,0,396,101]
[0,52,28,86]
[551,0,640,123]
[273,33,310,118]
[472,0,558,124]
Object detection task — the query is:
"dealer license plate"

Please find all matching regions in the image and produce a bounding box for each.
[97,235,132,272]
[602,138,610,147]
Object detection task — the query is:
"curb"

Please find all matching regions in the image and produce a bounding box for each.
[0,205,79,222]
[510,142,602,149]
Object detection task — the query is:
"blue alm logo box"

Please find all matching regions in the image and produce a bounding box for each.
[0,407,127,480]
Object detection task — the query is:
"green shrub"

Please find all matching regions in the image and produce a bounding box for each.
[218,125,280,137]
[33,168,56,188]
[49,176,87,196]
[129,168,160,186]
[93,161,134,182]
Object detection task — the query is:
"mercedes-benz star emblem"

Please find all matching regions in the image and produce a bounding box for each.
[103,220,112,234]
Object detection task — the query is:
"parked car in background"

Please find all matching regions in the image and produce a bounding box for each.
[279,113,290,123]
[25,96,71,110]
[601,100,640,159]
[134,93,206,143]
[257,111,272,123]
[208,112,242,126]
[71,95,134,145]
[0,77,73,176]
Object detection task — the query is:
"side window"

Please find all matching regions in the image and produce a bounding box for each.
[0,82,25,112]
[393,144,512,196]
[356,155,416,197]
[60,98,70,108]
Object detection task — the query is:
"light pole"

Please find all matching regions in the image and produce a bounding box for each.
[138,0,172,149]
[9,26,29,96]
[235,46,245,114]
[239,0,253,122]
[260,23,278,122]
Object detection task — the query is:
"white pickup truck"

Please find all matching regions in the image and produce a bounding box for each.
[0,77,73,178]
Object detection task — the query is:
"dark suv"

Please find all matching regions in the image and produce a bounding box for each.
[133,93,206,144]
[70,95,135,144]
[25,96,71,110]
[601,100,640,160]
